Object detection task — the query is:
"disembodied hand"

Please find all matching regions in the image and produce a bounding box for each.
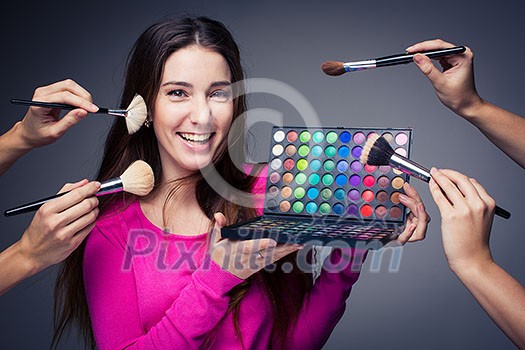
[406,39,483,118]
[17,179,101,272]
[18,79,99,148]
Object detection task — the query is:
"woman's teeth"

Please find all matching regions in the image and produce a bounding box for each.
[179,132,212,144]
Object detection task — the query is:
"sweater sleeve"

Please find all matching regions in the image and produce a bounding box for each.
[83,224,243,349]
[283,247,367,349]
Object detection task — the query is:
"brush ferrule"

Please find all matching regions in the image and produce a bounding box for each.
[390,154,431,182]
[97,177,124,196]
[343,60,376,72]
[107,109,128,118]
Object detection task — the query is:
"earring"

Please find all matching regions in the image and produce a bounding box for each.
[144,118,152,128]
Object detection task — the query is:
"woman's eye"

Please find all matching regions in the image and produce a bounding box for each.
[210,90,231,102]
[168,90,187,98]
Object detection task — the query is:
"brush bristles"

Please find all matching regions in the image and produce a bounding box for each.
[360,135,395,166]
[120,160,154,196]
[125,94,148,134]
[321,61,346,76]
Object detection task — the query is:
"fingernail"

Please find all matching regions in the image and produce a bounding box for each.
[268,240,277,248]
[430,167,438,175]
[405,45,414,51]
[94,181,101,188]
[91,103,98,111]
[413,54,424,64]
[294,244,305,250]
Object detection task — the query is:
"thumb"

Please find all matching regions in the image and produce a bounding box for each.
[211,212,226,243]
[413,53,443,86]
[49,109,88,139]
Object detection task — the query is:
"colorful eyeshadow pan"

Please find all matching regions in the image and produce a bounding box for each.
[222,126,413,249]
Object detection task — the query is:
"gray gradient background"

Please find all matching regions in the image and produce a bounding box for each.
[0,0,523,349]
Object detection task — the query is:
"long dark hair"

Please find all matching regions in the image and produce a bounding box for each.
[53,16,312,349]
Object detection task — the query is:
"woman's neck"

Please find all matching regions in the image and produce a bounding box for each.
[140,177,211,236]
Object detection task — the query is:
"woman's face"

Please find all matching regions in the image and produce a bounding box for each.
[153,44,234,180]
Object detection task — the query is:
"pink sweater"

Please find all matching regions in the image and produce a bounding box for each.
[84,172,364,349]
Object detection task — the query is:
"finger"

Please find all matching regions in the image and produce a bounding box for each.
[48,109,89,138]
[405,39,456,53]
[63,207,100,238]
[244,238,278,254]
[428,176,452,213]
[211,212,226,243]
[268,244,301,263]
[412,53,444,86]
[398,182,422,210]
[429,168,465,206]
[408,202,429,242]
[58,197,99,227]
[469,178,497,214]
[47,181,101,213]
[41,90,98,112]
[438,169,479,200]
[34,79,95,106]
[396,220,418,244]
[58,179,89,194]
[69,220,97,251]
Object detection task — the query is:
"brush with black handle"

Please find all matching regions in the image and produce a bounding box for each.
[321,46,466,76]
[360,135,511,219]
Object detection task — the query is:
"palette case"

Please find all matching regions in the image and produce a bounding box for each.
[221,126,413,249]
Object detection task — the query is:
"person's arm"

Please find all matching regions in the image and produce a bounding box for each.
[407,39,525,168]
[0,180,100,295]
[283,183,430,349]
[0,79,98,176]
[429,168,525,348]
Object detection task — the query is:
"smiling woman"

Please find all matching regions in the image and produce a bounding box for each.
[49,15,429,350]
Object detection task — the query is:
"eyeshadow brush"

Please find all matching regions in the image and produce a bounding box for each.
[4,160,154,217]
[11,93,147,134]
[360,134,511,219]
[321,46,466,76]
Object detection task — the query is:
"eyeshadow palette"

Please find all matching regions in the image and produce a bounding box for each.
[222,126,413,249]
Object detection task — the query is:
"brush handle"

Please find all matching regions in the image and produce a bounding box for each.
[376,46,466,67]
[389,153,510,220]
[4,178,123,217]
[390,153,431,181]
[10,99,122,116]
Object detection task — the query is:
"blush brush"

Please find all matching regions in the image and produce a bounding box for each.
[11,93,147,134]
[360,135,511,219]
[4,160,154,217]
[322,46,466,76]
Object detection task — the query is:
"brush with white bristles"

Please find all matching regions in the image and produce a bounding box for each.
[360,134,511,219]
[11,94,148,134]
[4,160,154,217]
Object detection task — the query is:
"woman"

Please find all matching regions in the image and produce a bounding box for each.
[53,16,429,349]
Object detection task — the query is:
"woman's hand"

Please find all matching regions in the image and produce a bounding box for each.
[210,213,302,279]
[18,79,99,148]
[18,179,101,272]
[397,182,431,244]
[406,38,483,118]
[428,168,495,272]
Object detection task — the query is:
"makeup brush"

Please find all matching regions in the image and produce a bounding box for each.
[321,46,466,76]
[4,160,154,217]
[11,94,148,134]
[360,135,511,219]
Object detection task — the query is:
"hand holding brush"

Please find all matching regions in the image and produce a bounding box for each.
[4,160,155,217]
[12,79,147,136]
[360,135,511,219]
